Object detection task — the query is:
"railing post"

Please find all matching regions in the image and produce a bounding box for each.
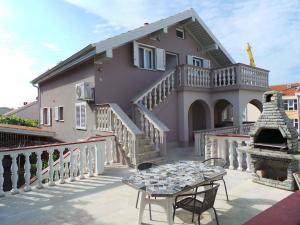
[48,149,55,186]
[10,153,19,194]
[236,141,243,171]
[36,151,43,189]
[87,146,94,177]
[79,146,85,179]
[69,148,75,182]
[0,154,4,197]
[24,152,32,192]
[160,132,167,157]
[228,140,234,170]
[95,142,105,175]
[59,148,65,184]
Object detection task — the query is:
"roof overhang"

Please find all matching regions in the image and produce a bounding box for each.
[31,8,235,84]
[0,124,55,137]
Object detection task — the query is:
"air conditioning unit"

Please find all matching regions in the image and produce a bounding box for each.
[75,82,94,101]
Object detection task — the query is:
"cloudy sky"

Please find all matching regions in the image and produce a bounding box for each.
[0,0,299,108]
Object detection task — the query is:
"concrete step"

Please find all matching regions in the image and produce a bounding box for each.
[137,150,160,161]
[139,144,156,153]
[141,156,166,165]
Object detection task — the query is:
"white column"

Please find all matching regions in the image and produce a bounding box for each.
[0,154,5,197]
[246,153,252,172]
[36,151,43,189]
[10,153,19,195]
[23,152,32,192]
[210,138,215,158]
[236,141,243,171]
[69,148,75,182]
[228,140,234,170]
[88,147,94,177]
[48,149,55,186]
[79,146,85,179]
[59,149,65,184]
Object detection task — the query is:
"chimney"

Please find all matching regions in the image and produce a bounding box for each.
[144,22,149,26]
[23,102,28,105]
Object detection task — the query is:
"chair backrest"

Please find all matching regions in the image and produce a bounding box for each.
[202,158,227,168]
[202,183,220,211]
[137,162,157,171]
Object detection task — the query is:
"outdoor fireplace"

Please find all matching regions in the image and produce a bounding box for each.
[245,91,300,190]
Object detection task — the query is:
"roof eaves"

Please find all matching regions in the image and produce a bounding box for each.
[4,101,38,116]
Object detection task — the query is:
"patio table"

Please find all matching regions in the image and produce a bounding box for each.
[122,160,226,225]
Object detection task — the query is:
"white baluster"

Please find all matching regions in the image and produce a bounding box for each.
[88,147,94,177]
[10,153,19,194]
[158,84,162,102]
[104,141,109,165]
[163,80,166,99]
[154,129,160,150]
[148,92,152,110]
[69,148,75,182]
[144,95,148,109]
[236,141,243,171]
[210,138,215,158]
[246,153,252,172]
[149,124,154,145]
[36,151,43,189]
[153,87,157,106]
[228,140,234,170]
[24,152,32,192]
[0,154,5,197]
[145,120,149,138]
[58,149,65,184]
[48,149,55,186]
[79,146,85,179]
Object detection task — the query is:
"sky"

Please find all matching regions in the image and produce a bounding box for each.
[0,0,299,108]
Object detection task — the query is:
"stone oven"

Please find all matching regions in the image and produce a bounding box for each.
[245,90,300,190]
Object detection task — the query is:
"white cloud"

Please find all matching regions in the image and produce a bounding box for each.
[65,0,300,84]
[42,42,61,53]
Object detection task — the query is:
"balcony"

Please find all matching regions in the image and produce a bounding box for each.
[177,63,269,90]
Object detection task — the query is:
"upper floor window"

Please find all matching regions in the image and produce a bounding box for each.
[40,107,51,126]
[139,46,154,70]
[75,102,86,130]
[54,106,64,121]
[176,28,185,39]
[283,99,297,111]
[187,55,210,69]
[294,119,298,130]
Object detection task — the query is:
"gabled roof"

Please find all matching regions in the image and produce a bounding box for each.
[31,8,235,84]
[4,101,38,116]
[270,83,300,96]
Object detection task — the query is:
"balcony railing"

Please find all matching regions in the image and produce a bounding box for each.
[177,63,269,89]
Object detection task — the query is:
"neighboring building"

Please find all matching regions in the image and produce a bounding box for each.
[271,83,299,133]
[0,107,13,115]
[4,101,39,121]
[31,9,269,161]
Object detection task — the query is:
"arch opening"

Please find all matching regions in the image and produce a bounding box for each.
[243,99,263,123]
[214,99,233,128]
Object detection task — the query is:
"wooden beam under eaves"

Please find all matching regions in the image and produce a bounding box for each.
[203,43,218,52]
[94,49,113,64]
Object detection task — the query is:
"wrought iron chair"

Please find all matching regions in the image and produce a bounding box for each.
[173,183,220,225]
[202,157,229,201]
[135,162,157,220]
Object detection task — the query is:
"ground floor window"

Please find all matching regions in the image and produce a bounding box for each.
[75,102,86,130]
[294,119,298,130]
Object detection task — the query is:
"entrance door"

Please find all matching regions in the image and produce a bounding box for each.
[166,52,178,71]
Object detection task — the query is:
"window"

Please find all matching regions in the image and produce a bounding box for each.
[294,119,299,130]
[187,55,211,69]
[138,46,154,69]
[54,106,64,121]
[176,28,185,39]
[75,102,86,130]
[193,58,202,67]
[40,107,51,126]
[283,99,298,111]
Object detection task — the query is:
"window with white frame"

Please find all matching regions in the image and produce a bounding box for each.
[283,99,298,111]
[75,102,86,130]
[40,107,51,126]
[54,106,64,121]
[294,119,299,130]
[138,46,154,69]
[187,55,210,69]
[176,28,185,39]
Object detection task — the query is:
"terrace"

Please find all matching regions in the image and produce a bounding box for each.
[0,144,294,225]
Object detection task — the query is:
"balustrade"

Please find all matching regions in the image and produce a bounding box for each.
[0,137,113,197]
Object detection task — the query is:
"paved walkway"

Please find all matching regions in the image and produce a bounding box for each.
[0,147,292,225]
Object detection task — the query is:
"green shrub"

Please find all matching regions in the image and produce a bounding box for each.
[0,115,38,127]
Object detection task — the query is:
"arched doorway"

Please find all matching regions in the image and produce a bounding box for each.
[243,99,263,123]
[188,100,211,142]
[214,99,233,128]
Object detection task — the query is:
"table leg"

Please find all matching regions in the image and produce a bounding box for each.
[165,197,174,225]
[138,192,146,225]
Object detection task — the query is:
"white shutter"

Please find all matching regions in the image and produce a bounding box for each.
[133,41,139,67]
[47,107,52,125]
[40,108,44,125]
[75,104,81,128]
[54,107,59,121]
[203,59,211,68]
[81,104,86,129]
[187,55,193,65]
[155,48,166,71]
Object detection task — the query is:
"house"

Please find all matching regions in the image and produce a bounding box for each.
[4,101,39,121]
[31,9,269,165]
[271,83,299,133]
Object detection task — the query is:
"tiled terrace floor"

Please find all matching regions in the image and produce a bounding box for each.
[0,147,292,225]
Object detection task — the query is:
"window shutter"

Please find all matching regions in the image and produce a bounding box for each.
[76,105,81,127]
[133,41,139,67]
[54,107,59,121]
[40,108,44,125]
[187,55,193,65]
[203,59,211,68]
[47,107,52,125]
[81,104,86,128]
[155,48,166,71]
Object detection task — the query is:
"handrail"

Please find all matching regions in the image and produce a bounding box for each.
[132,69,176,104]
[96,103,143,135]
[135,103,169,132]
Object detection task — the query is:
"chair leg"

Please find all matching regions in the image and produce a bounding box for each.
[173,206,176,221]
[198,213,201,225]
[222,178,229,201]
[148,196,152,221]
[213,207,219,225]
[136,191,140,208]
